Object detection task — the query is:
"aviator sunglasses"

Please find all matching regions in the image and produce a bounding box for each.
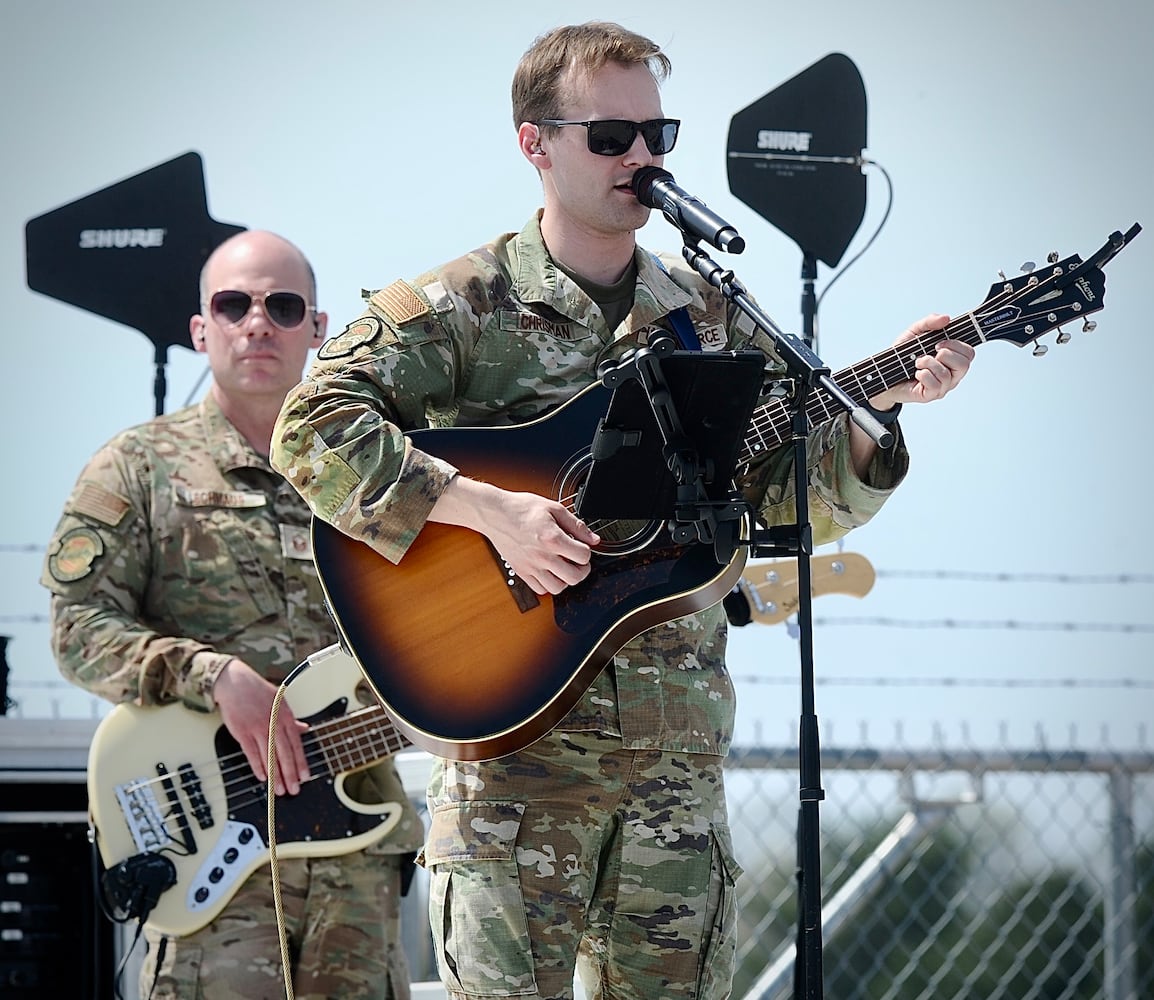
[537,118,680,157]
[207,289,315,330]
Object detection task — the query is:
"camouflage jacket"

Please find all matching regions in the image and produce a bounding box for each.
[42,394,423,853]
[272,213,909,757]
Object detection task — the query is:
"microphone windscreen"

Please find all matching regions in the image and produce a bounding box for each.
[631,166,672,206]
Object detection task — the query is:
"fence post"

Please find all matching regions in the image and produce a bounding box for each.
[1105,767,1136,1000]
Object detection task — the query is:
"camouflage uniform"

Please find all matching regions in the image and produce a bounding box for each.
[271,213,908,999]
[42,394,423,999]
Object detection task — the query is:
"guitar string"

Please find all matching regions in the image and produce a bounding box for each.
[741,268,1076,462]
[122,705,406,844]
[753,281,1016,445]
[561,323,983,536]
[560,298,1005,530]
[160,710,399,841]
[741,316,976,462]
[546,276,1054,529]
[554,486,625,536]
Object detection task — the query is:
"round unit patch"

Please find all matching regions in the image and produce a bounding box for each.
[318,316,385,359]
[48,526,105,582]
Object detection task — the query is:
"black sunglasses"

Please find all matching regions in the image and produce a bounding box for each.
[208,289,315,330]
[537,118,680,157]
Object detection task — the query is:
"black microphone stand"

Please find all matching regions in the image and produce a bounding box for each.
[676,235,892,1000]
[800,251,818,349]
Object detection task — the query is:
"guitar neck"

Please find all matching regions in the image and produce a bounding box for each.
[305,704,410,775]
[739,317,983,465]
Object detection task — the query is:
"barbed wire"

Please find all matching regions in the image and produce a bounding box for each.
[3,611,1153,633]
[811,616,1154,633]
[5,541,1154,584]
[5,549,1153,636]
[730,674,1154,689]
[11,673,1152,695]
[872,568,1154,585]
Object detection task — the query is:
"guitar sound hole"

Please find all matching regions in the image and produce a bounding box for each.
[555,452,663,556]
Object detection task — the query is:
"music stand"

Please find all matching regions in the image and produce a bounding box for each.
[576,342,765,559]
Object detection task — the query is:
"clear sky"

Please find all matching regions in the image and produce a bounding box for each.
[2,0,1151,749]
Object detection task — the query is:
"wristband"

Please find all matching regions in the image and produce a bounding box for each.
[867,402,902,426]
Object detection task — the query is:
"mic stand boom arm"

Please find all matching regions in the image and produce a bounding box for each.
[680,239,894,452]
[679,235,878,1000]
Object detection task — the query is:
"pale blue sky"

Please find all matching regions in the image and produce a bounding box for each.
[2,0,1151,747]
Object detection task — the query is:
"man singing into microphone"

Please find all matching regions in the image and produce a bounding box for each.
[272,21,974,1000]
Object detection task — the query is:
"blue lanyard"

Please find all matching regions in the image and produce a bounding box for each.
[649,253,700,351]
[666,305,700,351]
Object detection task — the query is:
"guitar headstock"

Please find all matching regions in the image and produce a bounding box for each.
[972,223,1141,355]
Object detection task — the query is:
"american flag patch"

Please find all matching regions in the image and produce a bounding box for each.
[373,281,429,324]
[71,482,130,527]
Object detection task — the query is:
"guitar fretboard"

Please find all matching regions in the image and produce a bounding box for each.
[304,705,410,776]
[735,225,1140,466]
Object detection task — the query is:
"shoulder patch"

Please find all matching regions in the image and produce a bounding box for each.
[318,315,386,360]
[372,280,430,325]
[48,526,105,582]
[70,481,130,527]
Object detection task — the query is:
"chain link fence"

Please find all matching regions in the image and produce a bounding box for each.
[725,744,1154,1000]
[3,706,1151,998]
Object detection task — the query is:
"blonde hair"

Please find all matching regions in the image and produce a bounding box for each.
[511,21,671,129]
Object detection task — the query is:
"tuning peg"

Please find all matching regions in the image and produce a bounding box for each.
[1020,261,1036,273]
[1033,342,1048,357]
[1056,327,1072,345]
[997,269,1007,281]
[1083,319,1097,333]
[1047,251,1060,264]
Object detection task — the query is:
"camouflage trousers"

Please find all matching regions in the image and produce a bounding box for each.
[140,851,411,999]
[423,730,743,1000]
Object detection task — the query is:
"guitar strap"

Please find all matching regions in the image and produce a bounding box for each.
[648,253,700,351]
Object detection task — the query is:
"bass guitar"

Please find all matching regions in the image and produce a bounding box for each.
[87,643,412,937]
[313,225,1140,762]
[737,552,876,627]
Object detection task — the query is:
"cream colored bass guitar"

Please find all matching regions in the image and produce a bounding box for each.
[736,552,876,626]
[86,644,410,936]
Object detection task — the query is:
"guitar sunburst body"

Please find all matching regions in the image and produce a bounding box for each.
[314,379,751,763]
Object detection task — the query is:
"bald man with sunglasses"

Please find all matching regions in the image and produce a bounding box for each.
[273,21,973,1000]
[43,230,422,999]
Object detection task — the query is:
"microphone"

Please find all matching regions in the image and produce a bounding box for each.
[633,167,746,254]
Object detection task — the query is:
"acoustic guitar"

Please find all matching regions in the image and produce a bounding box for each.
[313,226,1139,761]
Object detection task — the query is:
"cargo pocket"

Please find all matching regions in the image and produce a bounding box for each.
[424,801,537,996]
[698,821,744,998]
